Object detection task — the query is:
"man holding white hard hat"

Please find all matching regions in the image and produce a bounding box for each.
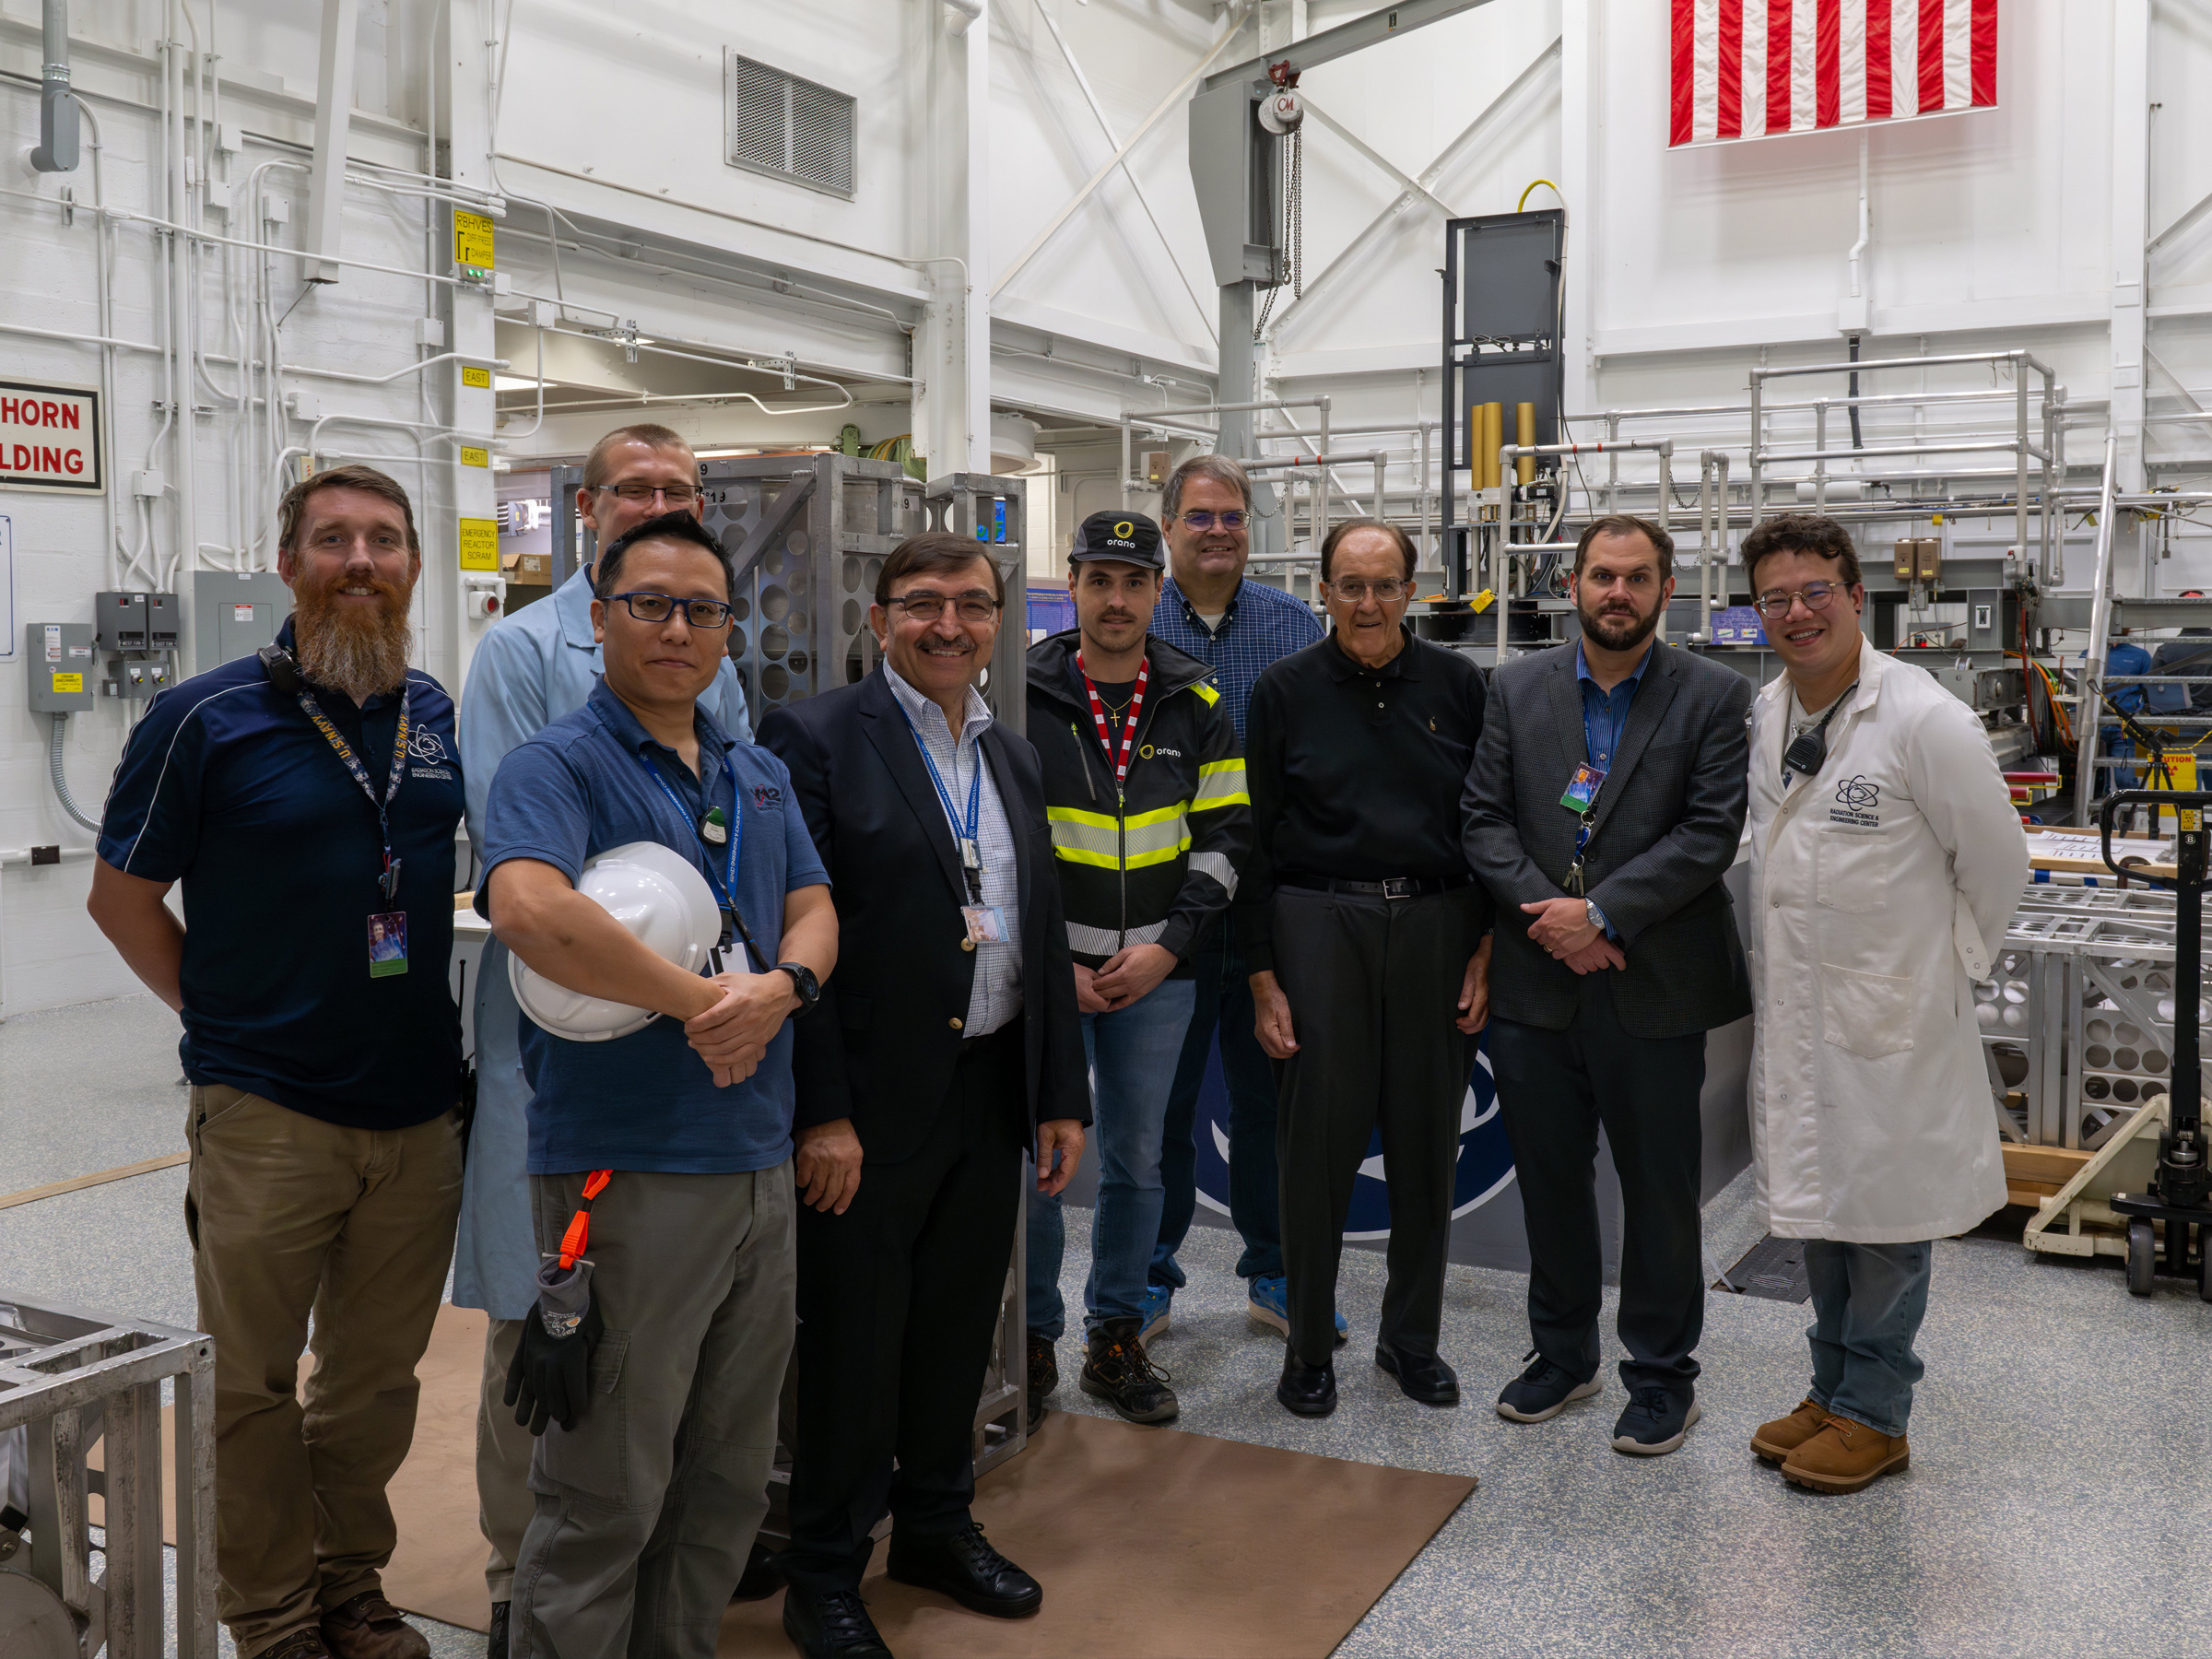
[477,510,834,1655]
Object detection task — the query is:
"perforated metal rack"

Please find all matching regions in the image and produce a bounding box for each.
[0,1290,216,1656]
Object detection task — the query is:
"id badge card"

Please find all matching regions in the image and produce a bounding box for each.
[1559,761,1607,813]
[962,904,1009,946]
[367,911,408,977]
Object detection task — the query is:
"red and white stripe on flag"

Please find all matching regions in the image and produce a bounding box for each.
[1669,0,1995,147]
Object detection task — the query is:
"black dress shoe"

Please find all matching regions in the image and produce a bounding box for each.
[1374,1341,1460,1406]
[1277,1353,1337,1418]
[733,1539,783,1602]
[485,1600,509,1659]
[782,1583,892,1658]
[886,1522,1042,1618]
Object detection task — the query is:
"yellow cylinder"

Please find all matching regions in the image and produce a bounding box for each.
[1515,403,1536,487]
[1477,402,1502,491]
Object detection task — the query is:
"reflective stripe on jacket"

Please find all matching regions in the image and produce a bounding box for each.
[1026,629,1251,968]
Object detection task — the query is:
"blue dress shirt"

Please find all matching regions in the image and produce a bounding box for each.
[1572,637,1655,938]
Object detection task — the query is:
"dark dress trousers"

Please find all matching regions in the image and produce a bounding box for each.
[1238,629,1493,1368]
[1462,640,1752,1394]
[759,668,1087,1593]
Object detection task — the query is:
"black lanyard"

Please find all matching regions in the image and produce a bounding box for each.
[297,685,411,900]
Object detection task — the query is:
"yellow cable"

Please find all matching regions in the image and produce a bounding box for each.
[1518,179,1564,213]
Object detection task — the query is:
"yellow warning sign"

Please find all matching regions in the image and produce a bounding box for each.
[453,209,495,270]
[458,516,499,571]
[51,672,83,694]
[461,367,491,390]
[460,446,489,468]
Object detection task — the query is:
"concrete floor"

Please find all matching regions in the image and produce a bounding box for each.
[6,994,2212,1658]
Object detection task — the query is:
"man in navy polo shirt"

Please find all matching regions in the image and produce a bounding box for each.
[89,465,463,1659]
[478,511,834,1658]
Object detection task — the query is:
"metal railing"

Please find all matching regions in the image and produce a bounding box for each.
[2072,432,2124,828]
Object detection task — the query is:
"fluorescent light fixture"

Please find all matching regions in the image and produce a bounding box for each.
[695,447,761,458]
[493,375,541,392]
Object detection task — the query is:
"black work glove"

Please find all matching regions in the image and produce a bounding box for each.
[504,1261,604,1435]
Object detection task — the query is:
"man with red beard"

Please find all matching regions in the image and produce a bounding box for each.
[89,465,465,1659]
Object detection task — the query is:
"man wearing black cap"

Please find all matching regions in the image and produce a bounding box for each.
[1022,512,1249,1426]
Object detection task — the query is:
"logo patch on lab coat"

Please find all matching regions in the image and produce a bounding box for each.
[1830,774,1879,828]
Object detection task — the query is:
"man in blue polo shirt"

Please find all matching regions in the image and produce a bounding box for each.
[478,510,834,1658]
[89,465,463,1659]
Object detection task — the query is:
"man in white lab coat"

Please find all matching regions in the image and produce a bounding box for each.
[1740,512,2027,1495]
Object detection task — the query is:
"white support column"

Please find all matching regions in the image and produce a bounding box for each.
[2110,0,2150,493]
[436,0,498,693]
[304,0,360,284]
[915,2,990,477]
[1559,0,1596,421]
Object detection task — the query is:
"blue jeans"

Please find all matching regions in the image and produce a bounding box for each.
[1152,928,1283,1287]
[1026,978,1197,1340]
[1805,1239,1932,1438]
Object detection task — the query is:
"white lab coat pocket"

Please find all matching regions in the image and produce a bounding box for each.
[1814,827,1888,913]
[1818,963,1916,1060]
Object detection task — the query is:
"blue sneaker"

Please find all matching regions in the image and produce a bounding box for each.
[1138,1285,1172,1347]
[1246,1275,1348,1346]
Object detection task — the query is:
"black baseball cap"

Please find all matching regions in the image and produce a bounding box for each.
[1069,510,1164,571]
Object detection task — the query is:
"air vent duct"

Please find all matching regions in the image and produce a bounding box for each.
[726,52,856,200]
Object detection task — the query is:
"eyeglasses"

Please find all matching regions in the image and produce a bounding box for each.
[1752,582,1846,620]
[594,482,702,506]
[1324,578,1409,603]
[885,591,1001,623]
[605,590,735,629]
[1172,510,1247,533]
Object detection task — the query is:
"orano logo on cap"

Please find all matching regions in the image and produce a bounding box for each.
[1111,521,1135,546]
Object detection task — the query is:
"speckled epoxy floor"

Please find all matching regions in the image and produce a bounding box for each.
[9,994,2212,1658]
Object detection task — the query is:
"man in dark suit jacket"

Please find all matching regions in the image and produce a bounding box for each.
[1463,513,1752,1460]
[759,532,1088,1659]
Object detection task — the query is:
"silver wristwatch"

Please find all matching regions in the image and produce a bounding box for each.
[1583,899,1609,935]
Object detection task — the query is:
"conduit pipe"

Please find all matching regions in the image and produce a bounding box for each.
[48,715,102,832]
[27,0,76,172]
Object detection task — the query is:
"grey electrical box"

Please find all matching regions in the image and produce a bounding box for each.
[96,590,150,651]
[25,622,97,712]
[193,570,291,668]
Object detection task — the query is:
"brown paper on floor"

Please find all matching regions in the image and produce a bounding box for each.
[107,1302,1475,1657]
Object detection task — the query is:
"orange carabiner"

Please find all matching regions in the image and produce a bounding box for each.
[557,1169,615,1269]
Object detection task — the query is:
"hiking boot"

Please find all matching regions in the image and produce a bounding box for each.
[1079,1316,1179,1424]
[320,1592,429,1659]
[1782,1414,1910,1493]
[252,1630,332,1659]
[1496,1349,1601,1423]
[1751,1397,1830,1463]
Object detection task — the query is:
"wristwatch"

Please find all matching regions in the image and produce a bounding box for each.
[1583,899,1610,937]
[776,962,821,1015]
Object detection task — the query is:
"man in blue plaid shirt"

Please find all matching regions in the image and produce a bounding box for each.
[1138,455,1343,1349]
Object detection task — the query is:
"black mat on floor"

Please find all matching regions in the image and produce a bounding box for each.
[1719,1234,1812,1302]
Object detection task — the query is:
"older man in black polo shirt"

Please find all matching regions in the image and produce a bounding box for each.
[1241,518,1492,1419]
[88,465,461,1659]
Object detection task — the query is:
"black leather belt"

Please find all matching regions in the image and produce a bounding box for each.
[1280,873,1476,900]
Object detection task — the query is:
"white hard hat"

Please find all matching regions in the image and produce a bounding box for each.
[510,840,730,1041]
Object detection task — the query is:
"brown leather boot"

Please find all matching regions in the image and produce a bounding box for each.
[1782,1413,1910,1493]
[320,1591,429,1659]
[1750,1397,1829,1463]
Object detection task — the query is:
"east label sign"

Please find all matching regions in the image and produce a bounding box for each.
[0,379,102,494]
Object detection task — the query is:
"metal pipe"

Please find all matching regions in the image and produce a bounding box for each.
[2073,433,2123,828]
[28,0,76,171]
[48,713,102,831]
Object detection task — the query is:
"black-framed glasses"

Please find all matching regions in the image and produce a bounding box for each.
[1173,510,1247,532]
[593,482,702,506]
[1324,578,1410,602]
[605,590,736,629]
[1752,582,1846,620]
[885,591,1002,623]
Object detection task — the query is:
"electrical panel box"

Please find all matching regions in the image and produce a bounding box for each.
[95,589,150,650]
[26,622,96,712]
[193,569,291,669]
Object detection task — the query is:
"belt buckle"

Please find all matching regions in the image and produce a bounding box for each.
[1381,877,1415,900]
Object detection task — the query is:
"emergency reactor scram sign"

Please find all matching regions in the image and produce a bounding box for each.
[0,377,102,493]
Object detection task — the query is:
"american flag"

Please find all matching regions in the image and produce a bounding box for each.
[1669,1,1996,147]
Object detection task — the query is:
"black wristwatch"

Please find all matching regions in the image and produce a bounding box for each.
[777,962,821,1015]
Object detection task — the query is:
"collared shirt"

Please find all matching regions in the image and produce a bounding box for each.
[98,617,465,1129]
[1572,637,1654,771]
[459,563,751,866]
[884,665,1022,1036]
[1151,575,1324,743]
[477,678,828,1174]
[1234,625,1488,971]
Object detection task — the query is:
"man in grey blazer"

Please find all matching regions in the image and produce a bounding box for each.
[1463,513,1752,1457]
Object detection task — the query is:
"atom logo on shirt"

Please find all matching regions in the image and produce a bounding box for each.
[1831,774,1880,828]
[406,728,449,764]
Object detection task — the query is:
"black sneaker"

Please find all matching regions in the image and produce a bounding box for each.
[485,1599,510,1658]
[1079,1316,1179,1424]
[1496,1348,1602,1423]
[782,1584,893,1657]
[1612,1383,1700,1455]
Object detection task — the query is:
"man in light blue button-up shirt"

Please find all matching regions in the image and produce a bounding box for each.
[453,423,750,1641]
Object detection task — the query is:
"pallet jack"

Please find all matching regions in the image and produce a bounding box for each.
[2098,788,2212,1299]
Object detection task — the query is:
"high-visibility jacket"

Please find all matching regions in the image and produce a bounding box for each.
[1026,630,1251,970]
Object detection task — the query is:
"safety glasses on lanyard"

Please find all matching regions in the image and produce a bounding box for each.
[296,686,411,900]
[637,752,773,974]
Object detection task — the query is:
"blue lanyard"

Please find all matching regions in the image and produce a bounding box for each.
[297,684,412,900]
[636,747,767,969]
[896,703,985,903]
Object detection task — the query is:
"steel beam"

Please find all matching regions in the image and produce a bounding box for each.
[303,0,359,284]
[1202,0,1494,91]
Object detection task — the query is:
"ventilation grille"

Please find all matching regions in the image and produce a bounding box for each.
[726,52,855,199]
